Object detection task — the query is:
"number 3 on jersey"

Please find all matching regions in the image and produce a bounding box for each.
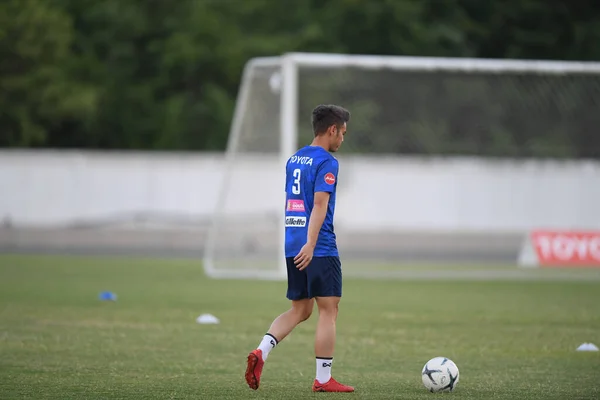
[292,168,301,194]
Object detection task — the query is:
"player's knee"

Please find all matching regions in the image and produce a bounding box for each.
[316,297,339,319]
[291,302,313,322]
[298,308,312,322]
[319,304,338,317]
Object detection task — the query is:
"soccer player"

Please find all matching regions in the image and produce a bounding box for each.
[245,104,354,393]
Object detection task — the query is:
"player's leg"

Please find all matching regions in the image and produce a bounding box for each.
[264,298,314,348]
[246,299,313,390]
[261,257,314,354]
[314,296,340,381]
[308,257,354,392]
[245,258,314,390]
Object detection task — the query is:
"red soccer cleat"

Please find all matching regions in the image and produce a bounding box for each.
[312,377,355,392]
[245,349,264,390]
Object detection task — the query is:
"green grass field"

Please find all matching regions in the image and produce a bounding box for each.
[1,254,599,399]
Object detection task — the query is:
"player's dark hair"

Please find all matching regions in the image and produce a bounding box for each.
[311,104,350,136]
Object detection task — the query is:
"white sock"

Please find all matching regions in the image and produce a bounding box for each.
[257,333,278,361]
[316,357,333,384]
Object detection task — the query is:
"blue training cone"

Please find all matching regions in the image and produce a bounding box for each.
[99,291,117,301]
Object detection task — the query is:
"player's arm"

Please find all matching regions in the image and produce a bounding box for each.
[294,191,329,270]
[306,191,330,248]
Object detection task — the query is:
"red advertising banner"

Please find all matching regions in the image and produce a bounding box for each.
[528,231,600,267]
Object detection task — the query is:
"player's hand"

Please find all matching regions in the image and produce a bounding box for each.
[294,243,315,271]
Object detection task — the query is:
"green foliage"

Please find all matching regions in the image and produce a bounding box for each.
[0,0,97,147]
[1,0,599,156]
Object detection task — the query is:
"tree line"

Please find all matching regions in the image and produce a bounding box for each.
[1,0,599,158]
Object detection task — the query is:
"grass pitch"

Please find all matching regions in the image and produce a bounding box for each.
[1,254,599,399]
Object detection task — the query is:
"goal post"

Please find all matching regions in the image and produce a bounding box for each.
[202,56,289,280]
[203,52,600,280]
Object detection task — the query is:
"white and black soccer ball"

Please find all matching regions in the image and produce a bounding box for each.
[421,357,460,393]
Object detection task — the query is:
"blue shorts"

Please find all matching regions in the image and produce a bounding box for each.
[286,256,342,300]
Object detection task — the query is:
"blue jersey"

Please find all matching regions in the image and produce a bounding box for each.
[284,146,339,258]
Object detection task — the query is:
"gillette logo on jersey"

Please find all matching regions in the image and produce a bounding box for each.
[284,145,340,258]
[285,216,306,227]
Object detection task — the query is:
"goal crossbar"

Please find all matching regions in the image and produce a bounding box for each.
[284,52,600,73]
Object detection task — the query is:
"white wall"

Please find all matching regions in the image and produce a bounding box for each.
[0,150,225,226]
[337,156,600,232]
[1,150,599,232]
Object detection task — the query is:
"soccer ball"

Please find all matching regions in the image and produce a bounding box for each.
[421,357,459,393]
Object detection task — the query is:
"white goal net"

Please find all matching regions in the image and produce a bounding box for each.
[203,52,600,280]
